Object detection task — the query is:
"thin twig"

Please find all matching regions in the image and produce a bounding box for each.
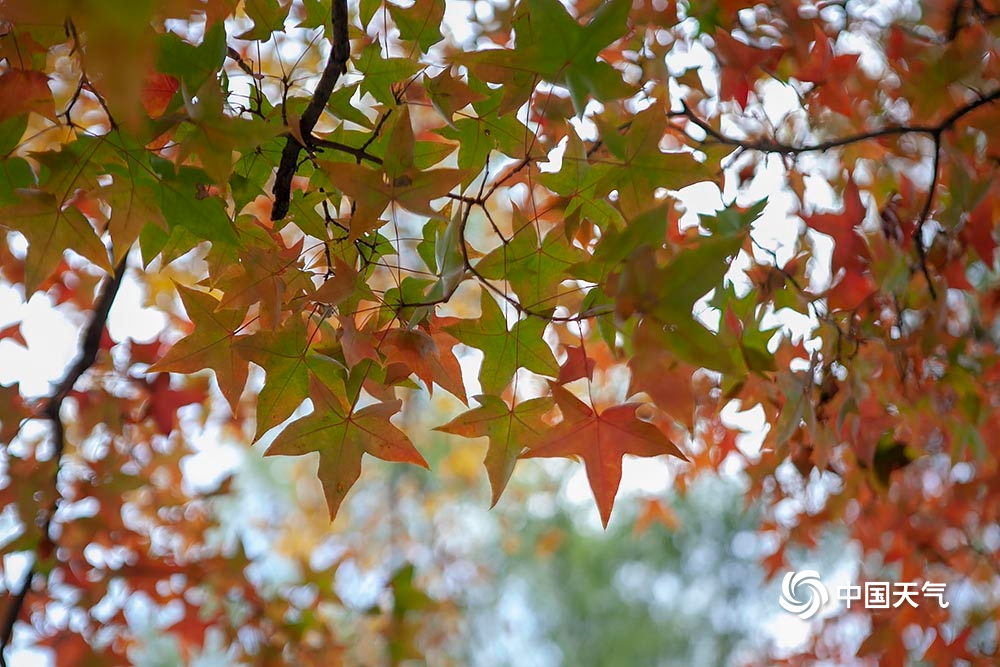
[674,89,1000,155]
[913,137,942,300]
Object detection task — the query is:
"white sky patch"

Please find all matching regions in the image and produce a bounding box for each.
[0,292,78,396]
[107,272,169,343]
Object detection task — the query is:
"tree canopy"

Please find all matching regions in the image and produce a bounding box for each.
[2,0,1000,664]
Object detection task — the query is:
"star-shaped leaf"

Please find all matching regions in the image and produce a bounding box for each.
[436,394,552,506]
[102,171,168,265]
[3,190,112,295]
[147,285,249,414]
[475,216,589,308]
[389,0,445,52]
[235,317,312,441]
[321,160,466,241]
[459,0,635,114]
[594,106,717,216]
[522,383,687,527]
[237,0,290,41]
[265,376,428,520]
[444,292,558,394]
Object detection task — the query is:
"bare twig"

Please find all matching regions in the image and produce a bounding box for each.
[676,89,1000,300]
[913,137,942,300]
[674,89,1000,155]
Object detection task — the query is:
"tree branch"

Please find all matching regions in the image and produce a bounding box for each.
[0,259,127,667]
[271,0,351,221]
[677,89,1000,301]
[675,88,1000,155]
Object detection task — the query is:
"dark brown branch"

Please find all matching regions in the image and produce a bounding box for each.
[678,89,1000,301]
[0,259,127,667]
[675,88,1000,155]
[947,0,968,41]
[312,137,382,165]
[271,0,351,221]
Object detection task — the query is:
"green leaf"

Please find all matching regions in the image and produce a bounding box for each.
[648,233,747,322]
[445,292,558,394]
[0,157,36,207]
[236,318,312,440]
[237,0,290,40]
[2,190,111,294]
[356,44,420,105]
[700,198,767,236]
[594,107,715,217]
[157,22,227,91]
[460,0,634,115]
[435,394,553,506]
[389,0,445,52]
[476,218,589,308]
[638,317,744,375]
[152,159,241,248]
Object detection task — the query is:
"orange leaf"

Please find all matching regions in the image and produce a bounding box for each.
[146,286,250,414]
[266,376,428,520]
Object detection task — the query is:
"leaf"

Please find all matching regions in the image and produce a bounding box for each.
[237,0,290,40]
[389,0,445,52]
[444,291,558,394]
[475,217,589,308]
[461,0,635,115]
[356,44,420,105]
[323,159,466,241]
[436,87,540,175]
[0,69,55,121]
[144,374,209,435]
[156,22,227,91]
[379,327,467,401]
[539,126,623,232]
[235,318,312,440]
[102,173,168,264]
[436,394,552,506]
[522,383,687,527]
[146,285,250,414]
[265,376,428,520]
[176,80,280,184]
[805,175,868,273]
[594,106,717,216]
[151,159,241,248]
[423,205,467,303]
[558,345,595,384]
[2,190,111,294]
[424,72,487,126]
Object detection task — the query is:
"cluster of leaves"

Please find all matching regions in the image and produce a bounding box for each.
[3,0,1000,663]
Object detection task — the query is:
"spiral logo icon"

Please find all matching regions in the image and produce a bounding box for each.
[779,570,829,619]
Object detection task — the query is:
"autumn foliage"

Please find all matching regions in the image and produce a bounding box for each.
[2,0,1000,664]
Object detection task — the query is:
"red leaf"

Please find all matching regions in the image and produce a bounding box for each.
[807,176,869,273]
[522,383,687,527]
[557,345,595,384]
[0,69,54,121]
[141,72,179,118]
